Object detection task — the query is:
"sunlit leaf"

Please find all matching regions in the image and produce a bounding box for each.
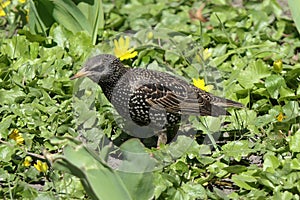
[288,0,300,34]
[289,130,300,153]
[265,74,286,99]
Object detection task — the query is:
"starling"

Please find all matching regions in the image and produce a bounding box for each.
[71,54,243,146]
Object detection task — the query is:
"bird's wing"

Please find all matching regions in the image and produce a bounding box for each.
[136,80,244,116]
[136,83,220,116]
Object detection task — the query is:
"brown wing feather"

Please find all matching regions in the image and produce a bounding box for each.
[137,79,244,116]
[137,83,230,116]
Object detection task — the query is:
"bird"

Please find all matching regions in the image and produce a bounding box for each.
[71,54,243,147]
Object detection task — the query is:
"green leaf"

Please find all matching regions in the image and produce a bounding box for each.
[29,0,104,45]
[283,101,299,118]
[0,145,15,162]
[53,0,91,32]
[259,178,275,189]
[289,129,300,153]
[0,115,14,136]
[232,174,255,190]
[224,165,248,174]
[77,0,104,44]
[53,145,133,200]
[0,87,26,105]
[222,140,254,162]
[171,161,189,175]
[237,60,271,89]
[181,183,207,199]
[28,0,48,35]
[291,158,300,170]
[263,154,280,173]
[118,139,157,173]
[279,87,295,100]
[288,0,300,34]
[265,74,286,99]
[285,67,300,90]
[205,116,222,132]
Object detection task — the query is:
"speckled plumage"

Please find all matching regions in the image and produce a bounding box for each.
[71,54,243,146]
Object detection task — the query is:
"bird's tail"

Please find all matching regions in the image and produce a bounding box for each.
[211,96,244,108]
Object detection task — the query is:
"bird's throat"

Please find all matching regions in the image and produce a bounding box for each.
[98,66,129,101]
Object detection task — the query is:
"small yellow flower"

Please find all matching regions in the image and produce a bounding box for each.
[0,1,11,17]
[9,129,24,145]
[196,48,212,63]
[276,112,286,122]
[273,59,283,73]
[34,160,48,173]
[192,78,214,92]
[23,156,32,167]
[203,48,212,61]
[147,31,154,40]
[18,0,26,3]
[113,37,138,61]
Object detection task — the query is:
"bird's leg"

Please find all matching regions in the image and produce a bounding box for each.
[156,129,167,148]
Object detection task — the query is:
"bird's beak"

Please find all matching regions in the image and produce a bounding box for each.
[70,69,89,80]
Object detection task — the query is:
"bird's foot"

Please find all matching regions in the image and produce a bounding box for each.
[156,129,167,148]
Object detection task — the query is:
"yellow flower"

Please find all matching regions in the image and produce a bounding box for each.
[9,129,24,145]
[113,37,138,61]
[147,31,154,40]
[192,78,214,92]
[276,112,286,122]
[203,48,212,61]
[196,48,212,63]
[23,156,32,167]
[34,160,48,173]
[273,59,283,73]
[18,0,26,3]
[0,1,11,17]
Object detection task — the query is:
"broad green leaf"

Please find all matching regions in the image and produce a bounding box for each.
[0,88,25,105]
[1,36,33,59]
[0,116,14,137]
[28,0,48,35]
[279,87,295,100]
[288,0,300,34]
[118,139,157,173]
[68,32,93,57]
[77,0,104,44]
[201,116,222,132]
[237,60,271,89]
[52,0,91,33]
[53,145,132,200]
[265,74,286,99]
[263,154,280,173]
[259,178,275,189]
[0,145,15,162]
[274,190,294,200]
[207,161,228,177]
[181,183,207,199]
[29,0,104,45]
[289,130,300,153]
[283,101,299,118]
[285,67,300,90]
[291,158,300,170]
[165,136,195,159]
[50,25,72,47]
[222,140,255,162]
[232,174,255,190]
[117,170,155,200]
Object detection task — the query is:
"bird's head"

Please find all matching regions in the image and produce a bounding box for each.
[70,54,125,83]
